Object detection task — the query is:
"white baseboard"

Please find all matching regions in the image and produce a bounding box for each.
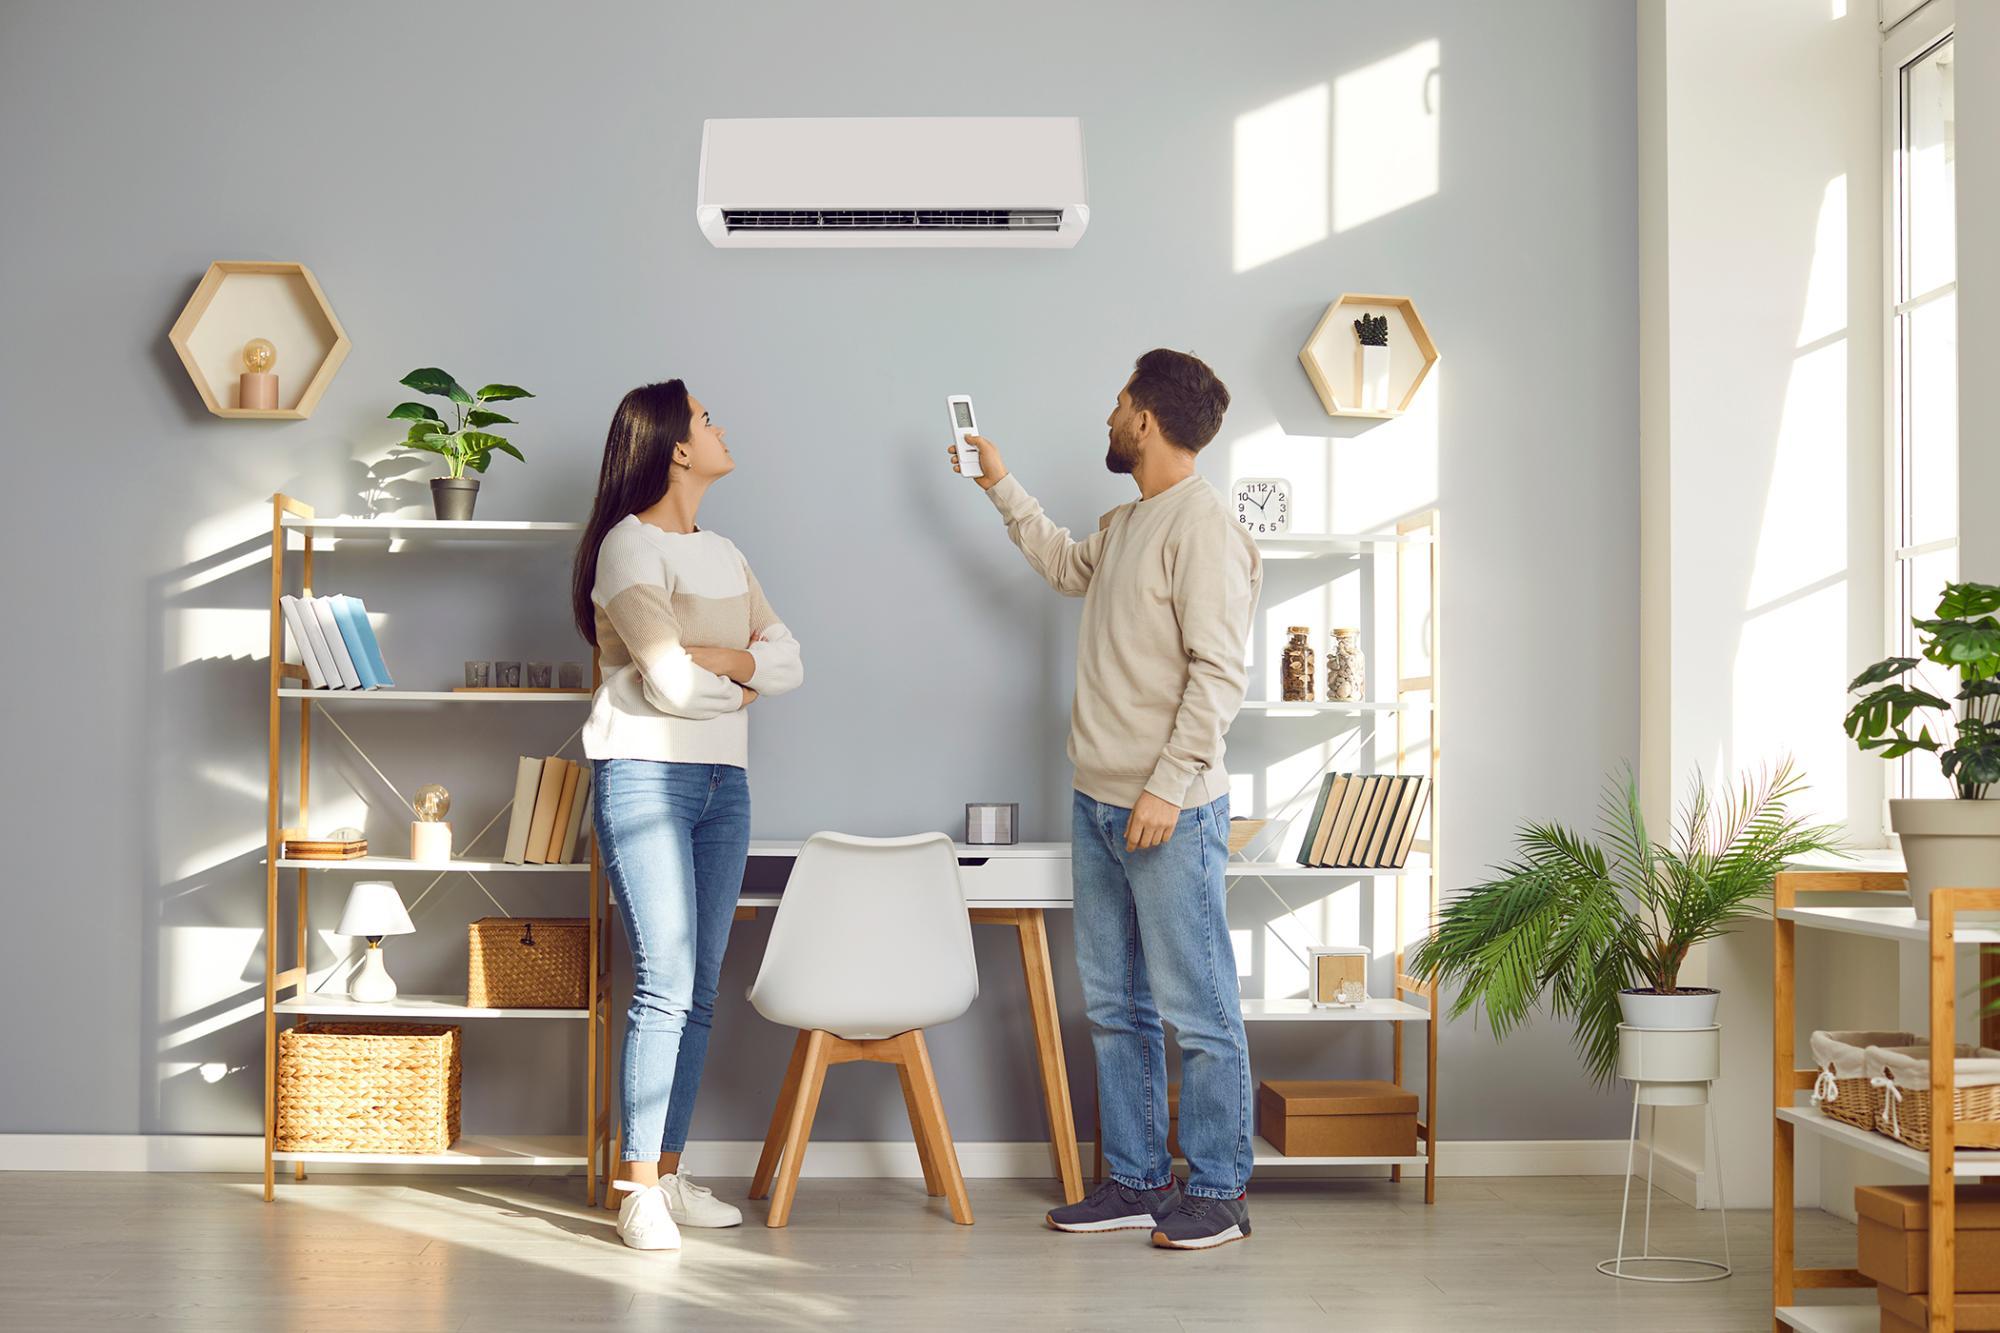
[0,1134,1639,1180]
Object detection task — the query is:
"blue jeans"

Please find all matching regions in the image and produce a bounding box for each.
[1072,789,1252,1199]
[593,759,751,1161]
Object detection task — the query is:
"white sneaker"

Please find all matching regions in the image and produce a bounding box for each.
[614,1180,682,1250]
[662,1171,742,1228]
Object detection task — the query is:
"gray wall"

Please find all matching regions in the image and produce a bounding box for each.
[0,0,1637,1146]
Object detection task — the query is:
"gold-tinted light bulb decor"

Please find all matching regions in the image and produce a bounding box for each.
[239,336,280,410]
[410,784,453,865]
[413,784,451,822]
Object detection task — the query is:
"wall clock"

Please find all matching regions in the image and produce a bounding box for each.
[1232,477,1291,535]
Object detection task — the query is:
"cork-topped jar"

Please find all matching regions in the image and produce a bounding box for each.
[1282,627,1315,702]
[1327,628,1365,702]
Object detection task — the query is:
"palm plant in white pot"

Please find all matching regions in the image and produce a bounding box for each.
[1409,762,1840,1086]
[1846,581,2000,918]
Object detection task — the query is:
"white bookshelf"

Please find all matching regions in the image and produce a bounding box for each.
[1237,698,1430,714]
[1776,1106,2000,1179]
[260,492,610,1205]
[1240,997,1429,1023]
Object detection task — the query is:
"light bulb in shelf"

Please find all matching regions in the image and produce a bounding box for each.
[413,784,451,822]
[242,338,277,374]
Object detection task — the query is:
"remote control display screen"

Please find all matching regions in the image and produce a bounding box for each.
[953,401,973,428]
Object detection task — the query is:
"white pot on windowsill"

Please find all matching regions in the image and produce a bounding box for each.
[1890,797,2000,919]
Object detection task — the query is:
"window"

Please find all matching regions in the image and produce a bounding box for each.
[1885,3,1958,800]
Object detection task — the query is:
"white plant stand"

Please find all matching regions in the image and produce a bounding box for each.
[1598,1024,1732,1283]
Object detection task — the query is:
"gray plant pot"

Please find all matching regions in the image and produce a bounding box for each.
[1891,797,2000,919]
[431,476,480,521]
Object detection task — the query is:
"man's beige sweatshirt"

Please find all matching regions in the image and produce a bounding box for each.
[986,471,1262,811]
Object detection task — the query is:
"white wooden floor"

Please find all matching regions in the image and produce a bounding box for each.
[0,1171,1859,1331]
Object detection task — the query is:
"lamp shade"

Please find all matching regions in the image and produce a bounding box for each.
[335,881,414,937]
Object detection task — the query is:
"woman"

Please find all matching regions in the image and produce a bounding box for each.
[572,380,803,1250]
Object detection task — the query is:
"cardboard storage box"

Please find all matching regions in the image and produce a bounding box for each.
[1858,1184,2000,1293]
[1257,1079,1416,1157]
[1880,1287,2000,1332]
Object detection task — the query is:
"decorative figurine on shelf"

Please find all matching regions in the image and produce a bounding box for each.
[240,337,278,411]
[559,661,587,690]
[1327,627,1366,702]
[1354,313,1390,413]
[495,660,522,688]
[526,661,553,689]
[1282,626,1316,702]
[410,782,452,866]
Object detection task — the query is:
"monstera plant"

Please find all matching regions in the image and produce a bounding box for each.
[1846,581,2000,917]
[388,368,534,520]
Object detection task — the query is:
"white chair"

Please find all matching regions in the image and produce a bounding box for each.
[746,832,979,1227]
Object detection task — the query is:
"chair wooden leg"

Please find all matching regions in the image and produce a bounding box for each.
[751,1030,811,1201]
[766,1030,830,1228]
[901,1029,972,1225]
[896,1055,945,1197]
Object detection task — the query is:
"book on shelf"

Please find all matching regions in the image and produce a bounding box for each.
[1360,777,1409,866]
[503,757,545,864]
[293,594,345,688]
[278,596,328,689]
[1387,779,1430,868]
[1332,777,1384,866]
[326,595,382,689]
[1296,773,1339,865]
[524,758,571,864]
[308,597,365,688]
[281,833,368,860]
[544,761,582,862]
[558,764,593,863]
[1316,775,1366,865]
[332,595,395,688]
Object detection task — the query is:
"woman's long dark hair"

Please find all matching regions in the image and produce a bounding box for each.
[571,379,694,645]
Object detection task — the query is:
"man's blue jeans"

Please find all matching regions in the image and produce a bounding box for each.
[594,759,751,1161]
[1071,789,1253,1199]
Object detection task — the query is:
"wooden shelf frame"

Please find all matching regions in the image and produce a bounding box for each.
[260,492,608,1205]
[169,262,350,419]
[1772,869,2000,1332]
[1298,293,1439,420]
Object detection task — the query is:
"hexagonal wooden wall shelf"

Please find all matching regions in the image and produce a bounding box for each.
[168,261,350,419]
[1299,294,1438,420]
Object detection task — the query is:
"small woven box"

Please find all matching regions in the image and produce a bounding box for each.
[467,917,589,1009]
[1809,1030,1919,1129]
[274,1022,462,1154]
[1866,1042,2000,1152]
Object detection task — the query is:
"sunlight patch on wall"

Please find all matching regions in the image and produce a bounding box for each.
[1744,340,1847,610]
[1734,582,1849,821]
[157,925,262,1043]
[1333,39,1440,234]
[1796,177,1848,348]
[1233,84,1329,272]
[183,499,270,565]
[166,608,267,669]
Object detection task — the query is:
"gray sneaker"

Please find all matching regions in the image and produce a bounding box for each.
[1150,1194,1251,1250]
[1046,1177,1184,1233]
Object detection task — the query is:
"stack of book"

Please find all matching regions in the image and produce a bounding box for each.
[280,594,396,690]
[1295,773,1429,868]
[281,832,368,860]
[503,757,594,865]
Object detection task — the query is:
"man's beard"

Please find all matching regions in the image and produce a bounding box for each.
[1104,421,1139,475]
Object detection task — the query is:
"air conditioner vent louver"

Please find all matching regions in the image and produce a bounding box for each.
[721,208,1065,232]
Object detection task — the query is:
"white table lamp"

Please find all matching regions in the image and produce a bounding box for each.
[336,881,415,1003]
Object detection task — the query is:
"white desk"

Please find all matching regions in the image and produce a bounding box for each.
[731,839,1082,1202]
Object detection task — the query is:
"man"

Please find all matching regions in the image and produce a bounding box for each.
[950,348,1261,1251]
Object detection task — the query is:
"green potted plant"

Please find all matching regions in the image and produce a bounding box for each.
[1846,581,2000,918]
[1409,762,1839,1086]
[388,368,534,520]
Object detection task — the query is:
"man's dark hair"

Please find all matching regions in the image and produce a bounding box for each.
[1126,348,1230,453]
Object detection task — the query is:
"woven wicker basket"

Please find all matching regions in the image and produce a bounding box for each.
[274,1022,461,1154]
[1866,1042,2000,1152]
[467,917,588,1009]
[1809,1030,1918,1129]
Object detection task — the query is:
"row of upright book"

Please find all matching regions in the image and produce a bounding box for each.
[1296,772,1429,868]
[502,756,593,865]
[280,594,396,690]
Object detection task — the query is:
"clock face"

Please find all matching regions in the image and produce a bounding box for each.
[1232,477,1291,535]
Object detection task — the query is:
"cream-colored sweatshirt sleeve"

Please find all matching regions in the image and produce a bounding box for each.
[984,473,1111,597]
[1144,518,1261,807]
[742,562,804,698]
[594,531,745,719]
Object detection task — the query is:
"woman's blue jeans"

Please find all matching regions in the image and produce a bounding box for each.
[1071,788,1253,1199]
[593,759,750,1161]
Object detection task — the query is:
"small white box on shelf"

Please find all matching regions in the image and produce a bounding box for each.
[1308,945,1370,1008]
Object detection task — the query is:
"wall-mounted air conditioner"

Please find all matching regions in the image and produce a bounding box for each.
[696,117,1089,249]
